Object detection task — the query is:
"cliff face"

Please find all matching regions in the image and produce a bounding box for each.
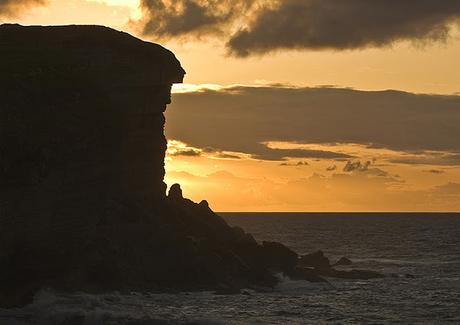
[0,25,191,300]
[1,24,183,252]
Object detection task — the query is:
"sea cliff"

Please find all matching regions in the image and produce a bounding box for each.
[0,25,382,308]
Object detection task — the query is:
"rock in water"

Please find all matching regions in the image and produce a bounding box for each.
[298,250,331,270]
[261,241,299,273]
[333,257,353,267]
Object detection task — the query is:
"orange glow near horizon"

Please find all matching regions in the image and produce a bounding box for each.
[164,138,460,212]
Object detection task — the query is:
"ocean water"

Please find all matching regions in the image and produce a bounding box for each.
[1,213,459,324]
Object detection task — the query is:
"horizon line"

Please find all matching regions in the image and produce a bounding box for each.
[217,211,460,214]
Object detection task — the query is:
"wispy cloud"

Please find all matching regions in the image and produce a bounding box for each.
[423,169,446,174]
[167,140,249,161]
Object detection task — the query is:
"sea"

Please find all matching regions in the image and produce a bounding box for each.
[1,213,459,324]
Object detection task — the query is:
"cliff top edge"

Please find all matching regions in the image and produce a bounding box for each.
[0,24,185,85]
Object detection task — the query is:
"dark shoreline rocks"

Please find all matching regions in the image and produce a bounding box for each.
[0,25,387,308]
[298,250,331,270]
[334,256,353,267]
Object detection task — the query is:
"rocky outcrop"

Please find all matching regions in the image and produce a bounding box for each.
[298,250,331,270]
[0,25,386,308]
[296,251,384,281]
[333,256,353,267]
[0,24,188,307]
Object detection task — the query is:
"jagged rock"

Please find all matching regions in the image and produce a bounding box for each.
[261,241,299,273]
[298,250,331,270]
[232,226,258,245]
[168,184,183,200]
[333,257,353,267]
[198,200,210,209]
[296,252,384,280]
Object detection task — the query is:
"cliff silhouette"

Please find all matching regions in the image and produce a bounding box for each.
[0,25,383,308]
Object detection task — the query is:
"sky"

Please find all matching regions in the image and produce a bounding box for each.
[2,0,460,211]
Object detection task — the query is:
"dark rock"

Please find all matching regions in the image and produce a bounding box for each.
[261,241,299,273]
[298,250,330,270]
[232,226,258,245]
[198,200,210,209]
[233,226,246,239]
[295,251,384,281]
[333,257,353,267]
[0,284,38,309]
[168,184,183,200]
[1,24,186,307]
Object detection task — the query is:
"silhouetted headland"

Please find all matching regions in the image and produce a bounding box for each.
[0,24,385,308]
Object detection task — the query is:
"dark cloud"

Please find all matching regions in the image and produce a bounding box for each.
[0,0,46,15]
[217,153,241,160]
[138,0,460,56]
[171,146,242,159]
[423,169,446,174]
[140,0,252,39]
[201,146,218,153]
[170,149,201,157]
[391,153,460,166]
[279,160,309,167]
[251,147,352,161]
[228,0,460,56]
[166,86,460,164]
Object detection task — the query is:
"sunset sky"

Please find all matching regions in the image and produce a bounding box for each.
[2,0,460,211]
